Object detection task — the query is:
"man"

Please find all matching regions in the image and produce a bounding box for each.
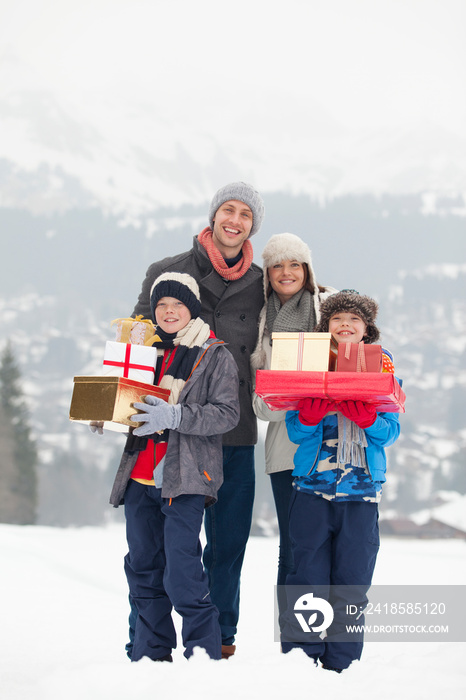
[131,182,265,658]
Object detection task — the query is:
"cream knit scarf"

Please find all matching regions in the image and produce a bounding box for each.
[149,317,211,405]
[124,318,211,454]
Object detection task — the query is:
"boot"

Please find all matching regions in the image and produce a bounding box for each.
[221,644,236,660]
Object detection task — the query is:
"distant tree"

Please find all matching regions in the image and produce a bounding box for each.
[0,401,19,522]
[0,342,38,524]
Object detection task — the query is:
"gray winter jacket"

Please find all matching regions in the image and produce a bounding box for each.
[109,338,240,507]
[132,236,264,446]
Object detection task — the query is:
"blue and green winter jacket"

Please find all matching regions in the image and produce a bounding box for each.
[285,409,400,501]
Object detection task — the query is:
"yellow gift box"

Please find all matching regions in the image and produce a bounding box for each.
[271,332,337,372]
[69,376,170,433]
[111,315,155,345]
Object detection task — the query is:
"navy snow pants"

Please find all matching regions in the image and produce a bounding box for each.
[281,490,380,669]
[124,479,222,661]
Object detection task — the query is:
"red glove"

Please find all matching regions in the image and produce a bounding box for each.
[298,398,335,425]
[337,400,377,429]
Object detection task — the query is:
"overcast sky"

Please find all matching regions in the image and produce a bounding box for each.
[1,0,465,137]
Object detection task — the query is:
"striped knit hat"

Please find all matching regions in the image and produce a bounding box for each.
[150,272,202,323]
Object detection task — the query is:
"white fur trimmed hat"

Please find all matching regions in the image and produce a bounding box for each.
[209,182,265,237]
[261,232,318,299]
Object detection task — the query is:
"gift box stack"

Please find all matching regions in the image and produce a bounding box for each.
[69,316,169,432]
[255,332,405,413]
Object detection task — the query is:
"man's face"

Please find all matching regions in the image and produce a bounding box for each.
[211,200,253,258]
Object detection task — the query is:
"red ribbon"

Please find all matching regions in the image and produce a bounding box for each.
[357,342,367,372]
[103,344,155,378]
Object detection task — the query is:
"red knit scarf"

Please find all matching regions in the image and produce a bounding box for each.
[198,227,254,281]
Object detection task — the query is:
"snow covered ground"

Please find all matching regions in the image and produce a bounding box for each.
[1,524,465,700]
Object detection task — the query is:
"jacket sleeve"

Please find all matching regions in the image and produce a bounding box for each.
[252,391,287,423]
[285,409,323,444]
[364,411,400,448]
[251,323,287,423]
[178,347,240,437]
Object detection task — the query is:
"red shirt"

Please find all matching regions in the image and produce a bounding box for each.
[130,346,177,483]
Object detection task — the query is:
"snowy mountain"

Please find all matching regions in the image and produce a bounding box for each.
[1,87,465,217]
[1,76,465,527]
[378,263,466,519]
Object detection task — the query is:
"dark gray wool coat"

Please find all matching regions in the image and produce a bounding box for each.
[109,338,240,508]
[132,236,264,446]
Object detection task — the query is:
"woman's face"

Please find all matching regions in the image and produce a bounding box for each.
[268,260,306,304]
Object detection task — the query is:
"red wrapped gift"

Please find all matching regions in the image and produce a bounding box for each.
[336,342,382,372]
[255,370,405,413]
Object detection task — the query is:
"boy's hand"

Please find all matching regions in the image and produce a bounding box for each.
[337,400,377,429]
[131,396,182,436]
[89,421,104,435]
[298,398,335,425]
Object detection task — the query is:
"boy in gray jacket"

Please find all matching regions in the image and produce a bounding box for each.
[110,272,239,662]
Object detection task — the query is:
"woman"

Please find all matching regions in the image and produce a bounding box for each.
[251,233,336,618]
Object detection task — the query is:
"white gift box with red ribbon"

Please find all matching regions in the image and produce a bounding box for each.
[102,341,158,384]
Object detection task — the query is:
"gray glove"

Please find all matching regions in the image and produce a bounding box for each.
[131,396,182,437]
[89,421,104,435]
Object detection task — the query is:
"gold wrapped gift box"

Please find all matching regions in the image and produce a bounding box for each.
[69,376,170,433]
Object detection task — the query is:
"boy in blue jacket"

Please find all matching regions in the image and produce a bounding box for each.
[282,291,400,672]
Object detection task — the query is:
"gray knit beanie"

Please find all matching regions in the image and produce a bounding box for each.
[315,291,380,343]
[261,232,318,299]
[150,272,202,323]
[209,182,265,237]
